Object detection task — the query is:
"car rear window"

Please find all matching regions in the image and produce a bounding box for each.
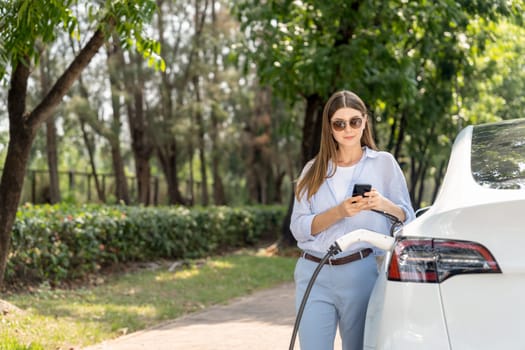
[471,119,525,189]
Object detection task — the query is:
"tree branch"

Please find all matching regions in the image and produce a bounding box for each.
[27,25,110,129]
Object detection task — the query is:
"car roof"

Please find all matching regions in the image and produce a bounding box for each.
[471,119,525,189]
[410,118,525,220]
[401,118,525,266]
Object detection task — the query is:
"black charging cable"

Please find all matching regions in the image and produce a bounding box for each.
[371,209,403,237]
[288,210,402,350]
[288,244,340,350]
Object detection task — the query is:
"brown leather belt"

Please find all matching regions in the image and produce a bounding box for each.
[302,248,373,265]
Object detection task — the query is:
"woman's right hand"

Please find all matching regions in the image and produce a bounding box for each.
[312,196,367,235]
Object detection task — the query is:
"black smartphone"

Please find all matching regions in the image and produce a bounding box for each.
[352,183,372,198]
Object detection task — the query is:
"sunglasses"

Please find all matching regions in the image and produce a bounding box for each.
[331,117,363,132]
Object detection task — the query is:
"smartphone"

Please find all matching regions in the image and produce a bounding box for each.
[352,183,372,198]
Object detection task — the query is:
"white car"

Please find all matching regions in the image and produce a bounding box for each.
[363,118,525,349]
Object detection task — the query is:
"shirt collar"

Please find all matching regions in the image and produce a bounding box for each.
[328,146,378,170]
[363,146,380,159]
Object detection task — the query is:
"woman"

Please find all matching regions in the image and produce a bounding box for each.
[290,90,415,350]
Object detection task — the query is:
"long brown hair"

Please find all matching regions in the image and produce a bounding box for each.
[295,90,377,201]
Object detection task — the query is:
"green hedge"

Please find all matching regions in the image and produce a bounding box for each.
[6,204,286,285]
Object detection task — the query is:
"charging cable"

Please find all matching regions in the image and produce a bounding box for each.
[371,209,403,236]
[288,211,400,350]
[288,245,339,350]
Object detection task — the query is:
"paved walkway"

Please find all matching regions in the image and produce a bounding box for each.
[83,282,343,350]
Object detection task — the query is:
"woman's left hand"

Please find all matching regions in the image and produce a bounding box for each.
[362,188,407,223]
[362,188,385,211]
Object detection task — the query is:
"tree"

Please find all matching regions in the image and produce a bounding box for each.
[65,50,131,203]
[233,0,522,243]
[0,0,162,286]
[152,0,238,205]
[462,20,525,124]
[154,0,190,205]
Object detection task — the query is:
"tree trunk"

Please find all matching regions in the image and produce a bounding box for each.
[432,159,447,203]
[0,26,108,286]
[301,94,324,165]
[243,86,274,204]
[157,144,187,205]
[0,125,36,282]
[0,60,35,286]
[123,52,153,205]
[156,145,186,205]
[386,109,398,151]
[243,122,259,203]
[75,74,107,203]
[281,93,324,246]
[273,170,286,203]
[39,49,61,203]
[110,139,130,205]
[209,0,226,205]
[281,188,298,246]
[409,156,418,202]
[193,76,209,206]
[79,119,106,202]
[106,40,131,204]
[44,119,61,203]
[210,110,226,204]
[393,111,407,160]
[415,160,428,209]
[188,141,195,205]
[155,4,186,205]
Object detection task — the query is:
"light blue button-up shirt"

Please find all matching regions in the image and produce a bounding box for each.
[290,147,415,256]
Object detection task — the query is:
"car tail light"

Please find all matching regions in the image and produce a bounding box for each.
[388,237,501,283]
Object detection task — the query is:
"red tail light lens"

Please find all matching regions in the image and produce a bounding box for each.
[388,238,501,283]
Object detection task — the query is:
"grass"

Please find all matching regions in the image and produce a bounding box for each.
[0,248,298,349]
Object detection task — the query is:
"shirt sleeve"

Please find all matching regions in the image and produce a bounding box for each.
[386,154,416,223]
[289,162,317,243]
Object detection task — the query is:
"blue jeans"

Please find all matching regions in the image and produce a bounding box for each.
[294,252,378,350]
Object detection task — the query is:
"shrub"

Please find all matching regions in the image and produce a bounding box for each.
[6,204,286,286]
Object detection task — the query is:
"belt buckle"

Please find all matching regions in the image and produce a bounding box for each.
[328,256,334,266]
[359,250,364,260]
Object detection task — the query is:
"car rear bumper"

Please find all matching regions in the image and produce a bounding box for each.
[364,275,450,350]
[441,274,525,349]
